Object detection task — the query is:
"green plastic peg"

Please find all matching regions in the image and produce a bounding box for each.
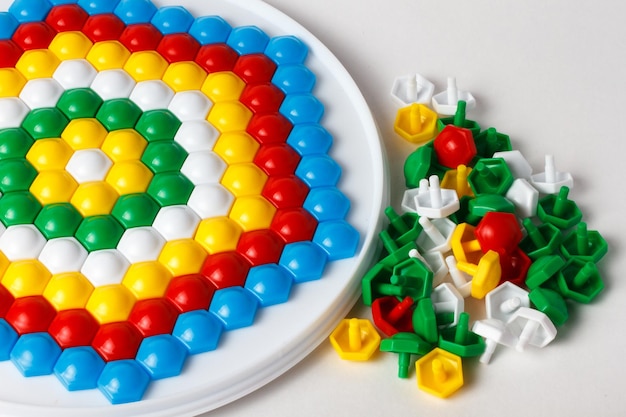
[556,258,604,304]
[412,298,439,344]
[467,158,514,196]
[529,287,569,326]
[473,127,512,158]
[438,312,486,357]
[519,218,562,260]
[384,207,423,246]
[560,222,608,262]
[525,255,565,289]
[536,186,583,230]
[437,100,481,135]
[380,332,432,378]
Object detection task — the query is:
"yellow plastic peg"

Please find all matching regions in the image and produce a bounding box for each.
[441,164,474,198]
[457,250,502,299]
[329,318,381,361]
[393,103,438,144]
[416,348,464,398]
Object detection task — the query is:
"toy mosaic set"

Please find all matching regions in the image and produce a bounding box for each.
[0,0,362,405]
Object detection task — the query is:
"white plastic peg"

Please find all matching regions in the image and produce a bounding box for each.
[391,73,435,107]
[531,155,574,194]
[445,255,472,298]
[472,319,517,364]
[412,175,460,218]
[506,307,557,352]
[431,77,476,116]
[417,217,455,254]
[485,282,530,324]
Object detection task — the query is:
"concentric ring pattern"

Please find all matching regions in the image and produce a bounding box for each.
[0,0,359,404]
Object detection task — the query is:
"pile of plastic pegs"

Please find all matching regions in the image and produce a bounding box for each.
[329,74,608,398]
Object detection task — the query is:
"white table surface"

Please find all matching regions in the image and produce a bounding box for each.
[205,0,626,416]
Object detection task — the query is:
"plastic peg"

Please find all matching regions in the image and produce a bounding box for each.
[474,127,512,158]
[431,283,464,329]
[529,287,569,326]
[433,124,477,168]
[468,158,514,196]
[438,312,486,358]
[361,262,393,306]
[372,296,415,336]
[519,219,562,260]
[456,250,502,299]
[329,318,381,361]
[383,207,423,246]
[531,154,573,194]
[485,282,529,323]
[415,348,464,398]
[379,332,431,378]
[416,216,455,253]
[471,318,516,364]
[556,258,604,303]
[504,178,538,218]
[440,164,474,198]
[412,298,439,344]
[393,103,438,144]
[378,229,417,268]
[525,254,566,289]
[492,150,533,180]
[450,222,483,265]
[390,257,434,301]
[416,250,448,287]
[506,307,557,352]
[403,175,460,218]
[560,222,608,263]
[431,77,476,116]
[445,255,472,298]
[536,186,582,230]
[475,211,523,256]
[390,73,435,106]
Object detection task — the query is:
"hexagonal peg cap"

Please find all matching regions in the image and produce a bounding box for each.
[438,312,486,358]
[505,178,539,219]
[391,73,435,106]
[431,77,476,116]
[372,296,415,336]
[531,155,573,194]
[475,211,522,255]
[536,186,582,230]
[560,222,608,263]
[431,283,464,329]
[433,125,476,169]
[468,158,514,196]
[556,258,604,304]
[436,100,480,135]
[492,150,532,179]
[329,318,381,361]
[519,219,562,260]
[529,287,569,327]
[415,348,464,398]
[412,298,439,344]
[380,332,432,378]
[524,254,565,289]
[394,103,438,144]
[456,250,502,299]
[403,176,459,219]
[485,282,529,323]
[472,318,516,364]
[473,127,512,158]
[506,307,557,352]
[391,256,434,300]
